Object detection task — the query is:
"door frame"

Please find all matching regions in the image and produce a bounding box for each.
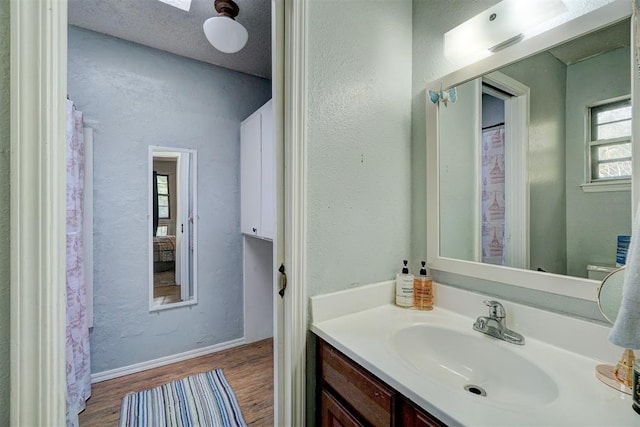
[274,0,308,425]
[10,1,68,424]
[10,0,307,424]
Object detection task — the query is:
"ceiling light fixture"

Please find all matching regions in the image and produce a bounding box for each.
[203,0,248,54]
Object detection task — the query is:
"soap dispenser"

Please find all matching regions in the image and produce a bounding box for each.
[413,261,433,310]
[395,260,414,307]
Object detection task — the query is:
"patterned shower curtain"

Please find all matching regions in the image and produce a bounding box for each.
[66,99,91,427]
[481,125,506,266]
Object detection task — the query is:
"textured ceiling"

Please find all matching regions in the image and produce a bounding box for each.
[68,0,272,79]
[549,18,630,65]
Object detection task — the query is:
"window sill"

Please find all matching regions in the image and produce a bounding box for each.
[149,299,198,312]
[580,180,631,193]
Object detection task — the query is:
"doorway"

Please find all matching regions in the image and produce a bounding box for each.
[10,0,309,424]
[66,0,277,424]
[480,73,530,270]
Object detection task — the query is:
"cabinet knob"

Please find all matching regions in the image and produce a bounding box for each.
[253,227,257,233]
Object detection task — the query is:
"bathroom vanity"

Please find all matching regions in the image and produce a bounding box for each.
[310,1,640,424]
[318,338,443,427]
[310,281,639,426]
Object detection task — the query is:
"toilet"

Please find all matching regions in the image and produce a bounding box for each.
[587,264,617,281]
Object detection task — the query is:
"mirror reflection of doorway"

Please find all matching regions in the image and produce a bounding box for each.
[150,147,197,309]
[481,74,530,270]
[481,87,507,266]
[153,158,181,305]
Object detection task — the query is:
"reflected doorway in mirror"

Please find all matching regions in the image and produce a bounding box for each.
[149,147,198,311]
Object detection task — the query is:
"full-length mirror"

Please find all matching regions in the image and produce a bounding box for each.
[437,17,632,280]
[426,0,637,300]
[149,147,198,310]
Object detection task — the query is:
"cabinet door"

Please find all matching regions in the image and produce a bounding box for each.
[320,340,394,427]
[240,110,262,237]
[401,399,445,427]
[321,389,364,427]
[260,100,274,240]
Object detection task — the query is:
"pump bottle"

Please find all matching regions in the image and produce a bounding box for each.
[395,260,414,307]
[413,261,433,310]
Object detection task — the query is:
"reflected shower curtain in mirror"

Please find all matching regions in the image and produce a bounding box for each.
[65,99,91,427]
[481,125,506,265]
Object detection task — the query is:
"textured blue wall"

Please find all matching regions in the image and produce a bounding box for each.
[68,26,271,373]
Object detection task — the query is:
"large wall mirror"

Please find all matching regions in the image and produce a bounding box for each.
[426,0,637,301]
[148,146,198,310]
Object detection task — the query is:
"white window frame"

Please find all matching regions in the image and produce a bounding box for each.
[582,95,632,193]
[156,173,171,219]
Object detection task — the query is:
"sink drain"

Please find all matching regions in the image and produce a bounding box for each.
[464,384,487,397]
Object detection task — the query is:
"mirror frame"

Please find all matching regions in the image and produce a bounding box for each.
[148,145,199,311]
[426,0,637,302]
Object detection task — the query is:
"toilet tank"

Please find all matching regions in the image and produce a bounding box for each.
[587,264,616,281]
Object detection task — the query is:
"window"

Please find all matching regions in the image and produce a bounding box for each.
[156,174,170,219]
[588,97,632,183]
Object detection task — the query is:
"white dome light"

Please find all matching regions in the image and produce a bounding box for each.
[203,0,248,54]
[203,16,248,54]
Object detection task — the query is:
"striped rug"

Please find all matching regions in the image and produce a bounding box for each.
[119,369,247,427]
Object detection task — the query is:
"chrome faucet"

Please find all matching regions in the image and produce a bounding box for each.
[473,300,525,345]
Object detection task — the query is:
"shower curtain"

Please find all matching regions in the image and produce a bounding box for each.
[66,99,91,427]
[481,125,506,266]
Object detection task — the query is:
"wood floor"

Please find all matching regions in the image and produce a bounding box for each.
[153,284,182,305]
[79,338,273,426]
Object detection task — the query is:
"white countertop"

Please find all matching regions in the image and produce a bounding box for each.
[310,281,639,426]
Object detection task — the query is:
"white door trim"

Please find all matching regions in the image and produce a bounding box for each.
[282,0,308,425]
[272,1,286,425]
[177,152,189,302]
[10,0,68,424]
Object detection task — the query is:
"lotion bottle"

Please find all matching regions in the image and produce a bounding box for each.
[395,260,414,307]
[413,261,433,310]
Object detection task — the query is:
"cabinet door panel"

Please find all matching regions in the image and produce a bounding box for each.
[321,389,364,427]
[320,340,394,427]
[401,399,446,427]
[240,111,262,236]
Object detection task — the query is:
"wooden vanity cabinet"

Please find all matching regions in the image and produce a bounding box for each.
[319,339,395,426]
[321,389,364,427]
[317,338,446,427]
[399,400,444,427]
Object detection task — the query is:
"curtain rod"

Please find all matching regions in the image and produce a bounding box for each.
[482,122,505,131]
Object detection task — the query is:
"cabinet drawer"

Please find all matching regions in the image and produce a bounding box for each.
[320,341,394,427]
[321,389,364,427]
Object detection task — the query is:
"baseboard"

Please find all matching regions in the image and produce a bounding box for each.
[90,337,246,383]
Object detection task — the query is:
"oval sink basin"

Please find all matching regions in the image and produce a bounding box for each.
[391,324,559,406]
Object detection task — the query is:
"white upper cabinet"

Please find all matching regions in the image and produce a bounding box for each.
[241,99,274,240]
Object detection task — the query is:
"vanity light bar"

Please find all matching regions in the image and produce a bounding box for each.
[444,0,567,61]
